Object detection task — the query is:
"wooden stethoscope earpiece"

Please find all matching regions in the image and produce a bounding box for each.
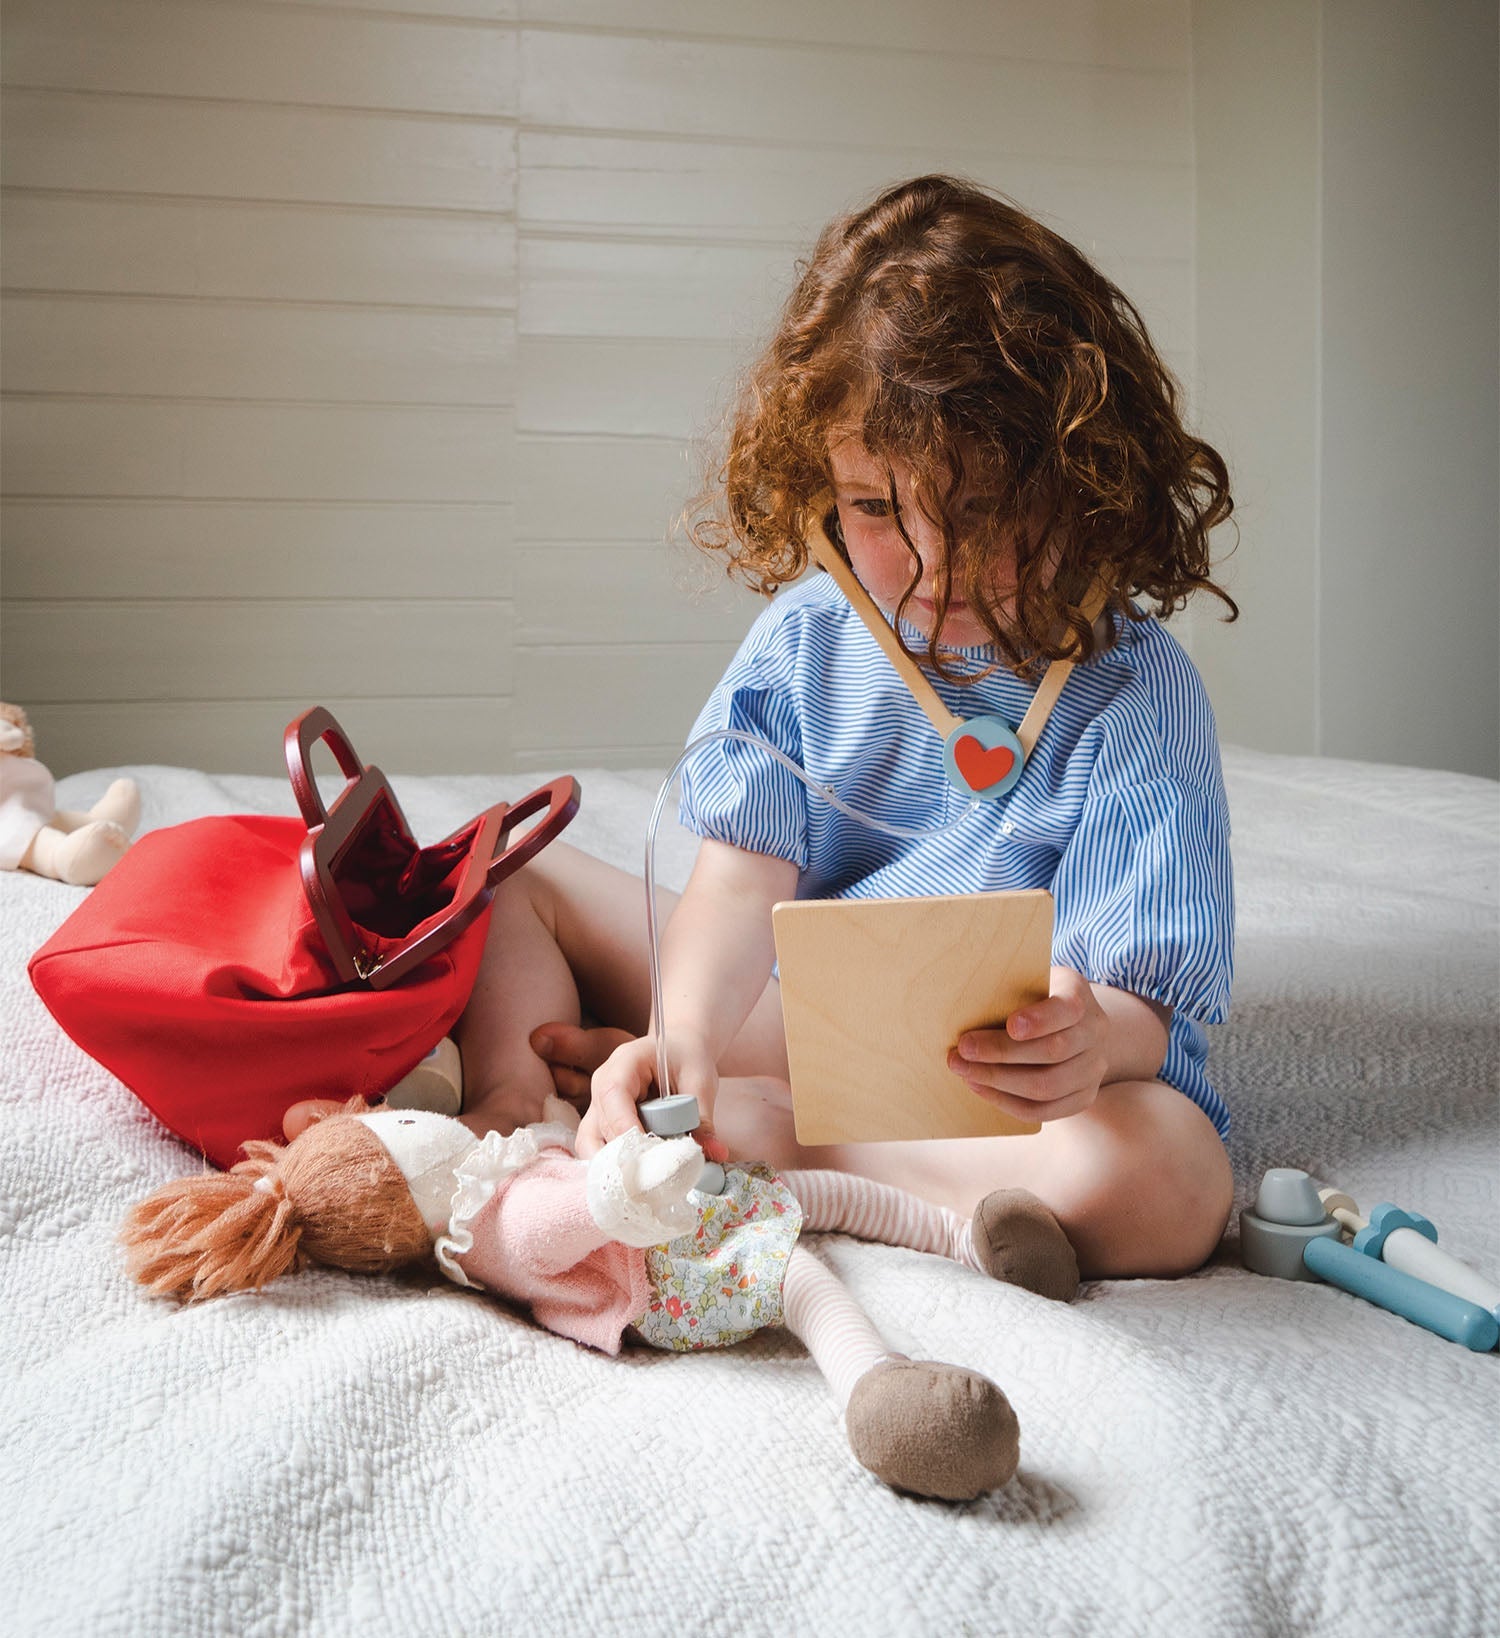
[803,510,1107,801]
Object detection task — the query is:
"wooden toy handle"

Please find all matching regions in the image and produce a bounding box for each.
[802,508,1111,756]
[804,513,959,737]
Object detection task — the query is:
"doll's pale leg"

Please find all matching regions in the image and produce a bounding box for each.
[90,778,141,834]
[784,1169,972,1263]
[781,1169,1079,1300]
[781,1245,1019,1500]
[384,1036,464,1116]
[51,781,140,836]
[21,819,130,886]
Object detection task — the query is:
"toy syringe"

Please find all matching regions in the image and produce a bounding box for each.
[1316,1187,1500,1319]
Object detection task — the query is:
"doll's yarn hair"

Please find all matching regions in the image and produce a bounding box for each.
[121,1102,432,1301]
[0,701,36,758]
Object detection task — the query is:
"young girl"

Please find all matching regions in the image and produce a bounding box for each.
[457,174,1239,1284]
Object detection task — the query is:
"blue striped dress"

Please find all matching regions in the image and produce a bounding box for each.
[678,571,1234,1138]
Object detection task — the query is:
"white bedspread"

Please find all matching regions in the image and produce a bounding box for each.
[3,747,1496,1637]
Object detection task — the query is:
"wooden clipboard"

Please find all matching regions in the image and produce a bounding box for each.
[773,889,1053,1143]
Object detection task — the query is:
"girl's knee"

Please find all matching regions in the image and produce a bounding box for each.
[1058,1083,1233,1279]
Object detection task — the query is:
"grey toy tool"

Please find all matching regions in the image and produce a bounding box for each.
[1239,1168,1342,1280]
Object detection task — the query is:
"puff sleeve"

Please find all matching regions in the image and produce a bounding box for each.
[1050,778,1234,1023]
[677,631,809,868]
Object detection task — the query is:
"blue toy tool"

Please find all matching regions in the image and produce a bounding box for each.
[1301,1237,1498,1352]
[1240,1169,1500,1353]
[1318,1187,1500,1319]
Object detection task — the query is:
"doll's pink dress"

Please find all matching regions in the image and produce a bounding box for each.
[437,1125,802,1355]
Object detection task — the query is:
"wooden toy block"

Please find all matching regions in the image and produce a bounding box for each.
[773,888,1053,1143]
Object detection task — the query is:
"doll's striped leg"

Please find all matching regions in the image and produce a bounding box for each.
[780,1245,1019,1500]
[783,1169,1079,1300]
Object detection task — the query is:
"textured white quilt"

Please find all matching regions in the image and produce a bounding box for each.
[3,746,1496,1637]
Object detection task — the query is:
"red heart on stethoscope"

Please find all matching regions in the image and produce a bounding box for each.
[952,734,1016,791]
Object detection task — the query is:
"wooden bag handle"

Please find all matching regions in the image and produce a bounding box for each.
[287,704,583,987]
[285,706,367,829]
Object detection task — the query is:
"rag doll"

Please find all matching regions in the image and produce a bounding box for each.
[0,702,140,886]
[122,1097,1079,1501]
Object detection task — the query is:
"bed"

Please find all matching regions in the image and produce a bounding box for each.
[3,744,1496,1637]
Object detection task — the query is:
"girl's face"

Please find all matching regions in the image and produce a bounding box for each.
[828,437,1015,650]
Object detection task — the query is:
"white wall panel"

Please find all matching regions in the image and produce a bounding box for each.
[6,599,514,703]
[1,195,517,309]
[518,131,1191,259]
[513,435,696,539]
[520,31,1187,162]
[2,1,1196,777]
[3,0,518,116]
[2,297,515,404]
[520,2,1188,67]
[512,640,740,760]
[1,91,516,212]
[3,501,512,599]
[20,697,515,779]
[516,542,762,645]
[2,403,513,501]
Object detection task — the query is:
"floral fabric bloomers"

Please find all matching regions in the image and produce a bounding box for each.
[634,1165,803,1351]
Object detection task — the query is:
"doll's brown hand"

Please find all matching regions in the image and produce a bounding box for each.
[281,1098,346,1142]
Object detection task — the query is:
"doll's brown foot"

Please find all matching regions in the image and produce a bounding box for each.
[971,1188,1080,1301]
[384,1036,463,1116]
[845,1358,1020,1501]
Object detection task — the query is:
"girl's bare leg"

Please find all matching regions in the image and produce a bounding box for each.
[454,841,784,1136]
[463,842,1233,1278]
[711,1077,1233,1282]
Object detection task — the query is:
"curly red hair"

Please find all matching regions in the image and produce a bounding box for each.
[688,174,1236,677]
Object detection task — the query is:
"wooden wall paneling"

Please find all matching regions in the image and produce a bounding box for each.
[3,501,514,599]
[23,696,515,780]
[2,403,514,502]
[519,30,1188,162]
[517,131,1192,268]
[513,435,698,540]
[0,92,517,213]
[5,599,515,703]
[518,1,1188,68]
[0,195,517,309]
[517,336,743,439]
[1,0,1195,775]
[2,297,515,404]
[520,236,794,340]
[2,0,518,117]
[516,542,762,646]
[511,640,740,758]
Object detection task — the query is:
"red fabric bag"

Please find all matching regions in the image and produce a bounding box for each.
[29,708,579,1168]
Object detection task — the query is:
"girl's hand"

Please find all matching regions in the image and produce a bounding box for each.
[574,1032,722,1160]
[947,965,1110,1123]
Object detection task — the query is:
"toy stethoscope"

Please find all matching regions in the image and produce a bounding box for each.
[801,511,1108,803]
[639,510,1108,1173]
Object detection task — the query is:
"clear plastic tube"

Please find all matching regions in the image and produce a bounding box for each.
[644,728,979,1104]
